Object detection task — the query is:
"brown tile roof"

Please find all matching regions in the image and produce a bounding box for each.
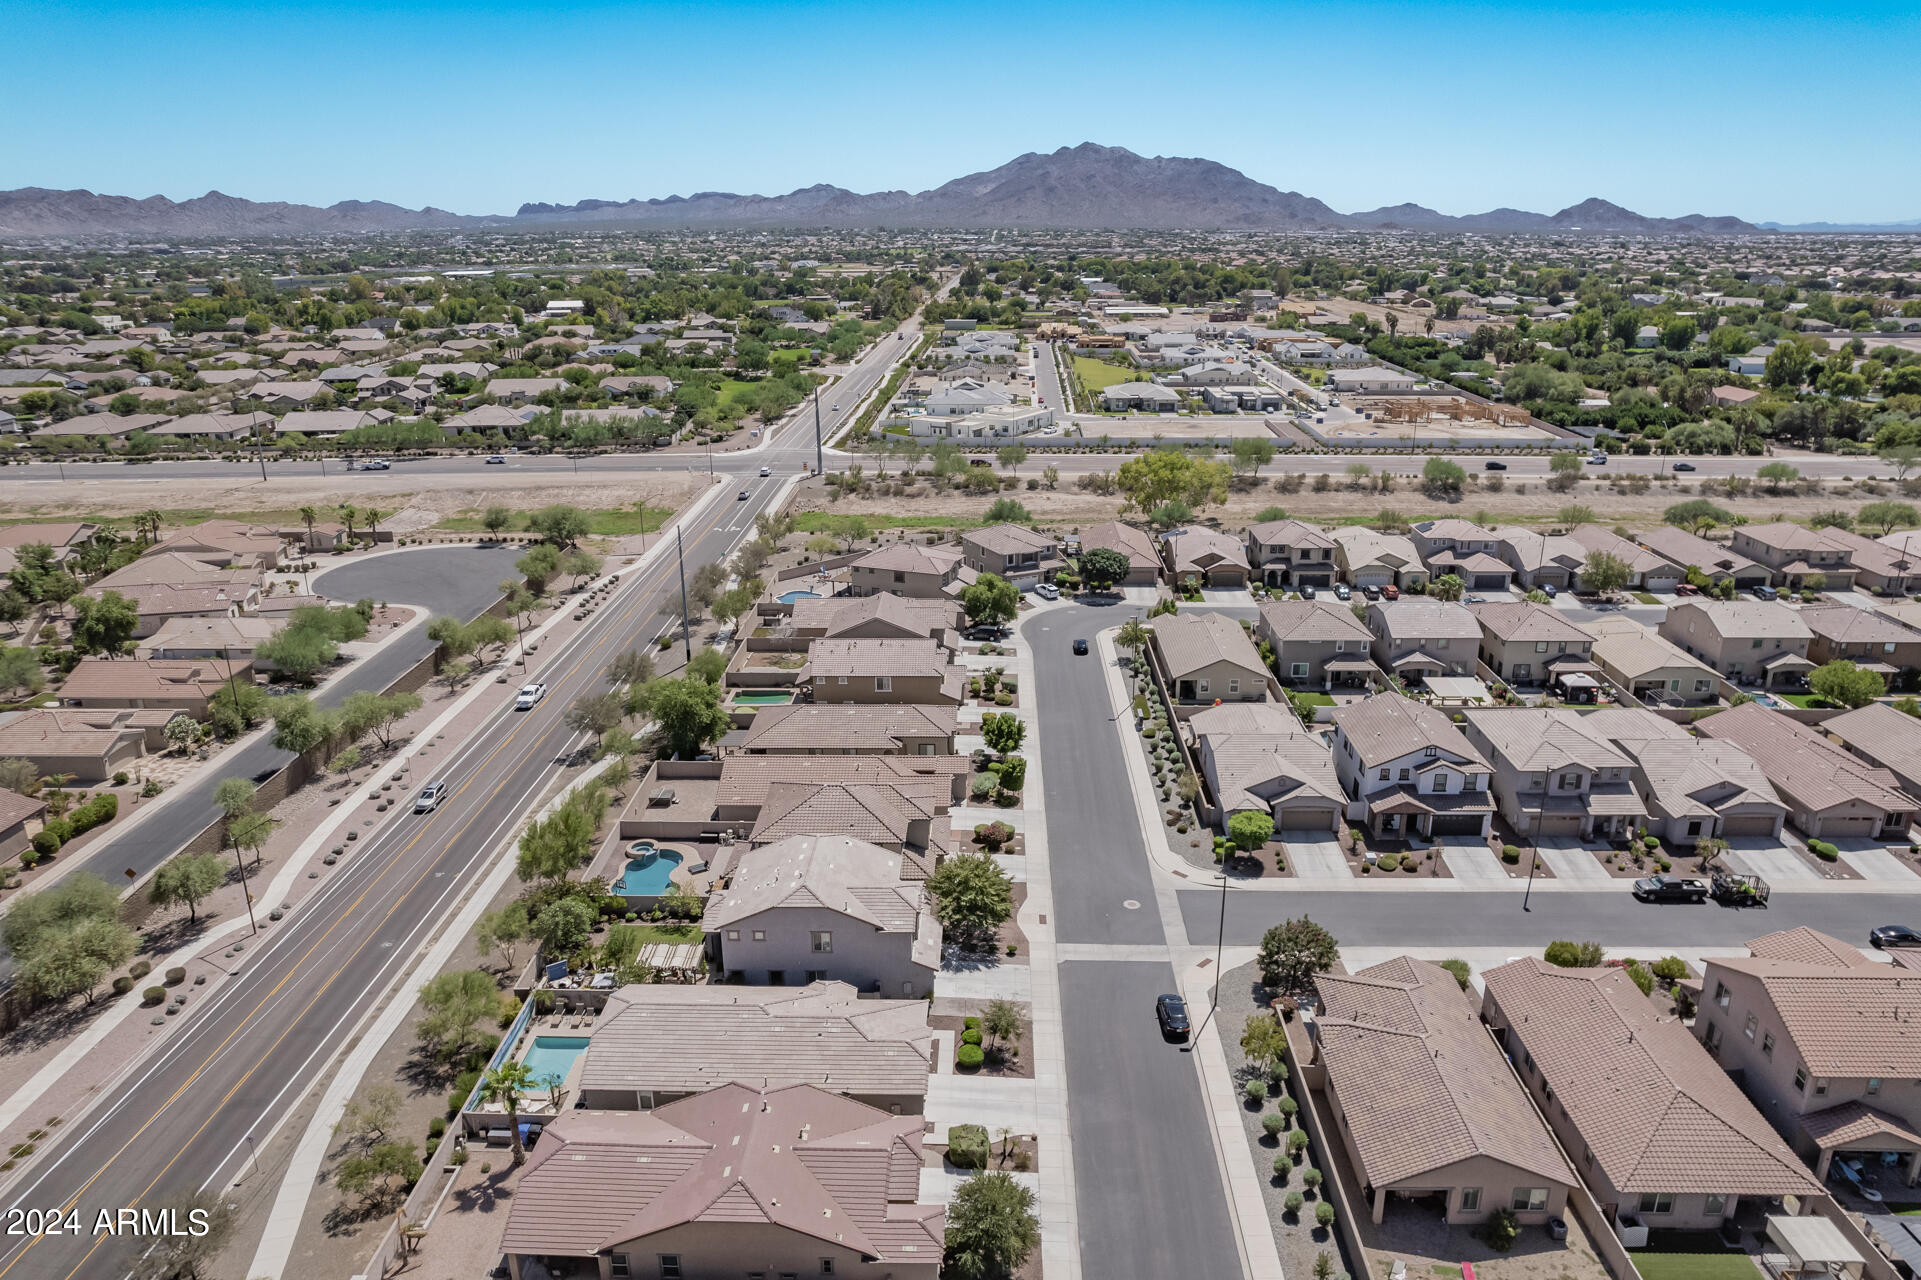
[1696,702,1913,817]
[1799,1101,1921,1151]
[1709,936,1921,1077]
[850,542,963,576]
[1247,518,1335,550]
[1825,702,1921,786]
[1612,738,1783,822]
[0,709,151,760]
[0,522,95,549]
[1799,606,1921,647]
[1481,958,1822,1197]
[1188,703,1300,736]
[1258,598,1371,645]
[59,658,249,703]
[804,637,952,680]
[579,981,932,1099]
[500,1082,942,1261]
[1469,601,1591,644]
[713,756,968,811]
[1165,526,1248,575]
[748,785,952,868]
[92,552,257,592]
[1371,599,1481,644]
[1463,708,1632,774]
[1151,610,1266,681]
[1081,520,1160,567]
[1745,927,1873,969]
[1636,527,1761,578]
[788,593,958,638]
[964,523,1056,556]
[0,788,47,830]
[1580,615,1714,682]
[1668,599,1813,643]
[1569,525,1672,577]
[1202,729,1345,813]
[1331,692,1489,770]
[705,834,928,933]
[736,703,956,753]
[1314,958,1572,1189]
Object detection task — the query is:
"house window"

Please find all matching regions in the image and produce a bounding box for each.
[1752,638,1763,649]
[1638,1193,1674,1215]
[1557,772,1581,791]
[768,970,785,985]
[726,929,740,941]
[1399,768,1412,782]
[811,931,833,953]
[1293,663,1310,678]
[752,930,766,942]
[805,970,826,983]
[1198,680,1210,695]
[1459,1188,1482,1213]
[1424,746,1439,758]
[1512,1187,1549,1212]
[1761,1032,1773,1058]
[1815,1078,1828,1096]
[1437,638,1449,649]
[1431,774,1449,793]
[1714,982,1730,1009]
[1870,1078,1883,1095]
[821,1263,837,1277]
[1695,680,1711,693]
[1377,767,1390,781]
[1794,1066,1808,1092]
[1335,640,1346,652]
[1687,821,1703,837]
[659,1257,682,1280]
[1228,679,1240,694]
[1523,1050,1535,1074]
[894,572,906,583]
[1744,1013,1757,1040]
[610,1256,629,1278]
[1704,1195,1727,1217]
[874,676,892,693]
[902,982,915,996]
[1535,641,1549,653]
[837,675,848,684]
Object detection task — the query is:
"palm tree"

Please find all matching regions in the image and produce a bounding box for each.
[1424,316,1436,337]
[363,508,386,540]
[339,504,358,541]
[1430,574,1465,602]
[298,505,319,552]
[1115,618,1151,674]
[480,1062,537,1165]
[1385,312,1400,338]
[136,509,163,545]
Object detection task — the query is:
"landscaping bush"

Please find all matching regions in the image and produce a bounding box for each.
[142,986,165,1005]
[1643,836,1660,854]
[1301,1166,1322,1189]
[1285,1191,1305,1216]
[961,1028,982,1046]
[130,960,150,979]
[956,1044,985,1070]
[1402,854,1420,872]
[964,1015,981,1031]
[947,1123,989,1169]
[1315,1201,1336,1228]
[30,831,59,858]
[1810,840,1840,862]
[111,976,134,996]
[1439,959,1472,990]
[1625,960,1655,996]
[428,1117,447,1141]
[1544,940,1604,968]
[1483,1206,1520,1251]
[993,691,1013,706]
[164,966,186,986]
[1244,1079,1267,1106]
[1278,1096,1298,1122]
[1262,1113,1287,1140]
[1272,1153,1291,1180]
[1376,853,1399,872]
[1288,1128,1310,1155]
[1501,844,1521,864]
[969,774,995,801]
[113,771,130,786]
[66,794,118,837]
[42,817,72,845]
[1652,955,1688,982]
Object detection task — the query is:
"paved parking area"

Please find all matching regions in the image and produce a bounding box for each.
[1536,839,1613,883]
[1725,839,1825,883]
[1836,843,1921,882]
[1285,836,1352,880]
[1120,585,1161,606]
[1199,587,1255,605]
[1440,836,1511,882]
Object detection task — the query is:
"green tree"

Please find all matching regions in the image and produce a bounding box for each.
[1241,1013,1289,1080]
[1228,810,1275,852]
[516,542,563,592]
[1147,499,1195,529]
[981,711,1025,757]
[1757,461,1800,493]
[528,504,591,546]
[268,694,336,758]
[475,901,533,969]
[338,689,422,748]
[0,646,43,697]
[416,968,501,1066]
[1811,659,1885,709]
[480,1061,539,1165]
[1664,499,1734,534]
[607,648,656,688]
[1549,452,1582,477]
[1230,437,1277,476]
[927,852,1015,950]
[1257,916,1340,993]
[1428,573,1465,602]
[1765,341,1813,389]
[635,676,730,759]
[332,1142,419,1210]
[982,998,1023,1050]
[0,589,29,635]
[1859,501,1920,535]
[1580,550,1632,596]
[255,621,337,681]
[685,646,728,684]
[129,1187,235,1280]
[1116,450,1227,513]
[1077,547,1132,592]
[532,896,597,957]
[4,873,136,1006]
[1422,456,1466,495]
[68,590,140,656]
[482,505,515,535]
[0,757,40,796]
[147,852,226,923]
[961,572,1020,626]
[944,1171,1041,1280]
[515,803,597,882]
[563,691,625,738]
[983,497,1031,523]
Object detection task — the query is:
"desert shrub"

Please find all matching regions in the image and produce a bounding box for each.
[1651,955,1687,981]
[1438,959,1472,990]
[1288,1128,1310,1154]
[1315,1201,1336,1228]
[1501,844,1521,864]
[130,960,150,978]
[111,976,134,995]
[1484,1206,1520,1251]
[142,986,165,1005]
[1377,853,1399,871]
[1244,1079,1267,1105]
[1262,1113,1287,1139]
[164,966,186,985]
[1301,1166,1323,1189]
[962,1028,982,1046]
[947,1123,989,1169]
[1272,1153,1290,1180]
[956,1043,985,1070]
[1285,1191,1305,1215]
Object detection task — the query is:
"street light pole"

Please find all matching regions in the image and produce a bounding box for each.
[812,384,824,475]
[675,525,692,665]
[1523,849,1539,911]
[1191,867,1231,1042]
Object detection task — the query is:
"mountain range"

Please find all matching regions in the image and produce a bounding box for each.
[0,143,1882,238]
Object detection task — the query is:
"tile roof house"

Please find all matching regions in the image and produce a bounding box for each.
[498,1082,943,1280]
[1567,525,1687,592]
[1459,708,1648,841]
[1098,381,1182,411]
[731,703,957,757]
[1481,957,1824,1235]
[1468,602,1596,688]
[1078,521,1161,587]
[1162,526,1251,589]
[1696,702,1917,840]
[1409,520,1514,592]
[959,524,1060,587]
[0,788,45,861]
[1799,606,1921,677]
[1194,703,1344,833]
[138,614,278,662]
[569,981,933,1114]
[1635,527,1768,588]
[785,594,959,645]
[1731,523,1861,592]
[1659,599,1815,690]
[1330,527,1429,591]
[1257,599,1378,690]
[1310,957,1574,1226]
[1697,929,1921,1186]
[803,639,963,706]
[0,707,168,783]
[703,834,940,997]
[1580,615,1719,706]
[151,519,286,571]
[58,658,251,718]
[1150,611,1270,704]
[1608,733,1787,845]
[1814,526,1921,596]
[1329,693,1494,839]
[485,376,566,405]
[1365,599,1481,683]
[1490,527,1587,591]
[846,542,972,600]
[1823,701,1921,803]
[1244,519,1339,589]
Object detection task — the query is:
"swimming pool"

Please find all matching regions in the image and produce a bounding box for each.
[777,590,819,604]
[521,1035,589,1086]
[733,690,793,706]
[615,842,685,895]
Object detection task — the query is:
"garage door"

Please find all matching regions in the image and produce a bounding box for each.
[1723,814,1779,838]
[1297,573,1333,588]
[1472,575,1508,591]
[1354,570,1391,588]
[1280,807,1334,832]
[1536,814,1584,836]
[1430,814,1486,835]
[1818,815,1877,839]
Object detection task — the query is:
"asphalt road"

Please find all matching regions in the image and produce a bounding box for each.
[1025,602,1242,1280]
[1177,888,1917,952]
[0,546,520,988]
[0,322,919,1279]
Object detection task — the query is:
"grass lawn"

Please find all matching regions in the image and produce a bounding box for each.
[1780,693,1840,709]
[1634,592,1661,604]
[1633,1253,1759,1280]
[791,512,982,532]
[1292,692,1336,708]
[1072,356,1135,393]
[438,501,672,537]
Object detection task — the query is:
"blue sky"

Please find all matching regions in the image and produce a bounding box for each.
[5,0,1917,223]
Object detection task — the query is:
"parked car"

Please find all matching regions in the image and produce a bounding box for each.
[1541,584,1558,599]
[1334,583,1352,600]
[1034,582,1060,600]
[1072,638,1089,655]
[514,682,547,710]
[1361,584,1382,600]
[1871,925,1921,949]
[1675,583,1700,596]
[1155,993,1190,1040]
[1484,460,1508,471]
[1672,461,1696,472]
[1381,584,1400,600]
[1632,873,1709,903]
[1299,584,1316,599]
[963,624,1008,641]
[413,781,448,814]
[1750,584,1780,601]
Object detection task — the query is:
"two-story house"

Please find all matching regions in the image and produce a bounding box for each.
[1409,519,1514,592]
[1605,731,1788,846]
[1490,527,1587,593]
[1256,599,1378,689]
[1331,527,1429,592]
[1329,693,1494,839]
[1162,526,1250,589]
[1580,615,1720,706]
[1481,958,1824,1240]
[1698,928,1921,1187]
[803,639,964,705]
[1659,599,1815,689]
[1567,525,1687,592]
[1078,521,1162,587]
[1732,523,1861,593]
[1469,602,1596,689]
[1824,701,1921,803]
[1636,527,1769,590]
[1697,702,1918,840]
[1460,708,1648,841]
[960,524,1060,589]
[1151,611,1270,704]
[1365,599,1481,684]
[846,542,972,599]
[1244,519,1338,589]
[1800,606,1921,678]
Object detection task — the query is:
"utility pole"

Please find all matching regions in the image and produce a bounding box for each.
[675,525,692,665]
[812,384,823,475]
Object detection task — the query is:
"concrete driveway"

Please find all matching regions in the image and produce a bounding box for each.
[1285,835,1351,879]
[1725,838,1825,883]
[1536,839,1614,883]
[1440,835,1511,882]
[1834,840,1921,882]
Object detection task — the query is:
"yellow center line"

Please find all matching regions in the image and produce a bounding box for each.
[1,540,688,1278]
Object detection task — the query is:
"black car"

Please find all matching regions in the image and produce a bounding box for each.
[1672,461,1697,472]
[1299,584,1316,599]
[1072,638,1089,655]
[1871,925,1921,950]
[1155,994,1190,1040]
[1632,873,1709,903]
[1484,460,1508,471]
[1361,584,1382,601]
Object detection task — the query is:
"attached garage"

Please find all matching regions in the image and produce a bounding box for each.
[1722,813,1781,838]
[1296,572,1334,589]
[1470,574,1508,591]
[1278,805,1339,832]
[1351,568,1393,589]
[1430,814,1488,836]
[1811,813,1878,839]
[1534,813,1584,837]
